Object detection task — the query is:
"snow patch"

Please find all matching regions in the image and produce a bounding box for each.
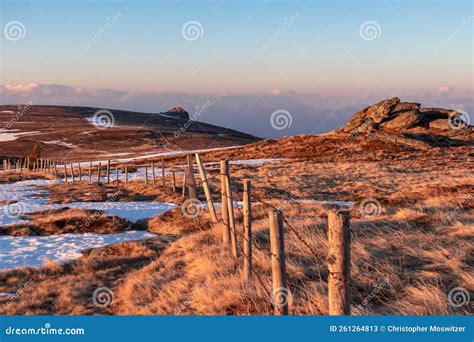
[0,231,156,270]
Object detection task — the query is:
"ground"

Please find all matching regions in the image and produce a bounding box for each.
[0,134,473,315]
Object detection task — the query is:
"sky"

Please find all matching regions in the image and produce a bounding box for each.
[1,0,473,137]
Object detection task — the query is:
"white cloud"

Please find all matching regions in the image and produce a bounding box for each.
[433,85,453,98]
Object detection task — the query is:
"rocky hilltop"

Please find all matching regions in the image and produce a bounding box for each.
[338,97,473,150]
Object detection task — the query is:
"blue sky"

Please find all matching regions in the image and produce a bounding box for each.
[0,0,472,137]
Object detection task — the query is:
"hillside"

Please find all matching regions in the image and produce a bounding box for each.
[0,105,259,161]
[0,97,472,316]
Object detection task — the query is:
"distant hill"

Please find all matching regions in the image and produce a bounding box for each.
[0,105,260,161]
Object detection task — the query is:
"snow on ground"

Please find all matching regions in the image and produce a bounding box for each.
[43,140,78,149]
[1,110,15,114]
[0,231,156,270]
[0,130,41,142]
[0,179,177,226]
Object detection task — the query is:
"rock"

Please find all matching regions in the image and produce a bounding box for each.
[380,110,424,130]
[162,107,189,120]
[341,96,400,133]
[367,132,430,151]
[389,102,421,115]
[429,118,451,130]
[419,108,458,120]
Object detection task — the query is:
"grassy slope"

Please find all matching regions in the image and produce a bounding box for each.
[0,136,473,315]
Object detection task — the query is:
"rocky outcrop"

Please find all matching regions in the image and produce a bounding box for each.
[340,97,400,133]
[338,97,472,149]
[380,109,424,130]
[160,107,190,120]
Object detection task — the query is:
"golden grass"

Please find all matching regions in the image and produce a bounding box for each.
[0,140,473,316]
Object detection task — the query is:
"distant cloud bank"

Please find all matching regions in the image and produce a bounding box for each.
[1,83,471,138]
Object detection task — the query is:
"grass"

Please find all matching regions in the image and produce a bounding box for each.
[0,137,472,315]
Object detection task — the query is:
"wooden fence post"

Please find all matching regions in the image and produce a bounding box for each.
[181,173,187,198]
[97,162,101,183]
[70,163,75,182]
[63,164,68,183]
[185,154,197,199]
[125,166,128,184]
[243,179,252,281]
[225,167,237,258]
[106,160,111,184]
[89,161,92,182]
[78,163,82,181]
[115,166,119,186]
[220,160,230,245]
[172,170,176,192]
[195,154,218,223]
[269,209,289,315]
[327,210,351,315]
[152,162,156,186]
[161,157,166,188]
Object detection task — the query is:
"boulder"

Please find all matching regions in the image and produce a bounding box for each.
[380,110,424,130]
[389,102,421,116]
[419,108,458,120]
[429,118,451,130]
[341,96,400,133]
[162,107,189,120]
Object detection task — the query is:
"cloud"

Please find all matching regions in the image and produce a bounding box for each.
[433,85,453,98]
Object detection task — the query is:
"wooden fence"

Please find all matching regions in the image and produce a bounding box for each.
[1,153,352,316]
